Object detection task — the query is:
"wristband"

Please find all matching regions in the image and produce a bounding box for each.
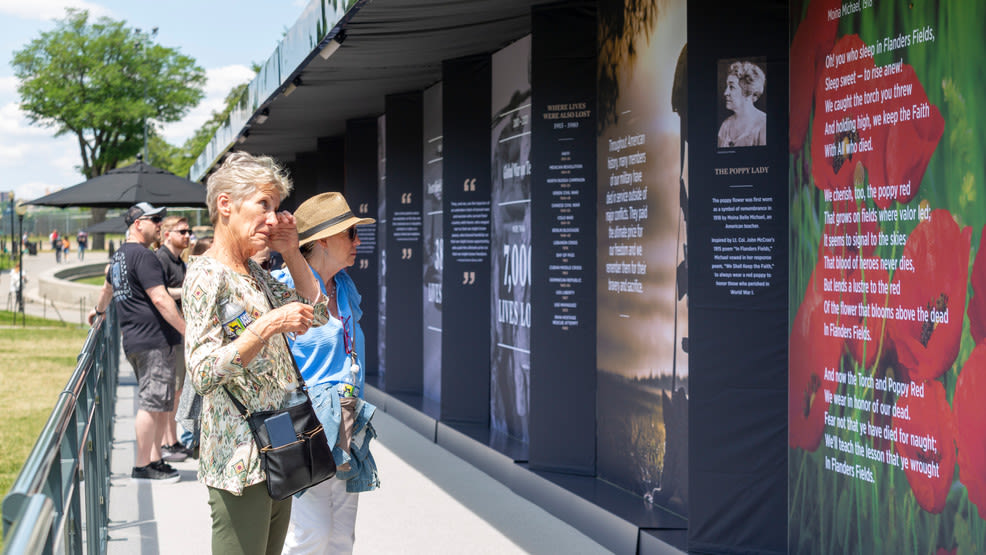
[94,306,105,315]
[245,326,267,345]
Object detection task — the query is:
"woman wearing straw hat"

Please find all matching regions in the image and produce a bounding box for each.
[273,192,380,554]
[183,152,329,555]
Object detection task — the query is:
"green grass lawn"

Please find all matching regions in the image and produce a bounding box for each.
[0,312,89,549]
[74,275,106,286]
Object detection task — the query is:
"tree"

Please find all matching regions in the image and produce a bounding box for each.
[11,8,206,180]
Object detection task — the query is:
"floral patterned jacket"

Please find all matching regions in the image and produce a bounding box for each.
[183,255,328,494]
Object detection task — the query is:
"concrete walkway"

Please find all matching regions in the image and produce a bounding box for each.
[9,249,612,554]
[106,358,611,554]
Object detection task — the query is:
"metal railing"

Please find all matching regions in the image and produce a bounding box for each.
[2,308,120,554]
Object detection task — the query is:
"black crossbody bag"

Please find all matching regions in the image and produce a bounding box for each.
[222,285,336,500]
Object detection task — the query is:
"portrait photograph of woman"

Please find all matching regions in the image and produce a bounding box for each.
[716,57,767,149]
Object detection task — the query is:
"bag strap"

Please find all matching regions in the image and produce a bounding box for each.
[222,267,311,418]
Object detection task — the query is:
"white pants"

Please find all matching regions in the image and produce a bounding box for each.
[281,477,359,555]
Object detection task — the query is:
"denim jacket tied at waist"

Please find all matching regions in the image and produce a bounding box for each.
[306,381,380,493]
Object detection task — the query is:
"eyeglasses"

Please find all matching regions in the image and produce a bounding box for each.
[170,229,192,235]
[347,227,358,241]
[140,215,163,224]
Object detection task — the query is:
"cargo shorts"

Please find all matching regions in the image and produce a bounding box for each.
[126,345,177,412]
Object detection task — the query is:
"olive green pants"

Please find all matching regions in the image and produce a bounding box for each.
[208,482,292,555]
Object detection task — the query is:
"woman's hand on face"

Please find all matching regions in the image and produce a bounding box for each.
[268,211,299,253]
[264,301,315,336]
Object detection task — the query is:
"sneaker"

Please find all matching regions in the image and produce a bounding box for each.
[161,442,190,462]
[132,461,180,483]
[151,459,177,473]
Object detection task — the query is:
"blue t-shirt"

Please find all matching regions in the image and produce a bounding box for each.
[272,267,366,394]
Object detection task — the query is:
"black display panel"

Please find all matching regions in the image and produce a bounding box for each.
[441,54,493,423]
[490,35,532,443]
[344,119,380,374]
[530,1,597,475]
[384,92,424,393]
[687,0,789,552]
[422,82,443,403]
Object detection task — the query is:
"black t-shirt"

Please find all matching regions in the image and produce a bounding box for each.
[155,246,187,310]
[107,242,182,353]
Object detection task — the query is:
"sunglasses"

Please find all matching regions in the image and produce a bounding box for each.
[170,229,192,235]
[347,227,358,241]
[140,215,163,224]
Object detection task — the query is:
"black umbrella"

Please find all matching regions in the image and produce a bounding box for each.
[27,159,206,208]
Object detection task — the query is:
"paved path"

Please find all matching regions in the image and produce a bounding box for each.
[107,359,611,554]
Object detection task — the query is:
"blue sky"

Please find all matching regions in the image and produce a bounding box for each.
[0,0,307,201]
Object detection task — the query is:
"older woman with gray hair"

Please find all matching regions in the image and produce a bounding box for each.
[718,60,767,148]
[183,151,329,555]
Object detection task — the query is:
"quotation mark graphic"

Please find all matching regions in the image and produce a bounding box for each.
[401,248,413,259]
[359,259,369,269]
[462,271,476,285]
[400,192,413,204]
[463,178,477,192]
[359,202,369,214]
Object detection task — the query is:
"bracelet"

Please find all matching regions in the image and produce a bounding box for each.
[94,306,104,315]
[245,326,267,345]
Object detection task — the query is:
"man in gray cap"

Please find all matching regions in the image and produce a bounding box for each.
[89,202,186,482]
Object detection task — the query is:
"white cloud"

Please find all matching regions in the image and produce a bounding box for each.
[0,102,57,138]
[0,0,112,21]
[157,64,255,145]
[0,76,17,96]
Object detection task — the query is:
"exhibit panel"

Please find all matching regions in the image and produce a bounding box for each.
[377,114,387,378]
[788,1,986,553]
[383,92,424,392]
[596,0,690,517]
[423,82,444,403]
[529,1,597,476]
[344,119,380,373]
[490,35,533,443]
[441,55,494,424]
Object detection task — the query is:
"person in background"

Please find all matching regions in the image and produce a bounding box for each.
[175,233,215,455]
[89,202,186,482]
[61,236,71,263]
[183,152,328,555]
[9,263,25,312]
[156,215,193,462]
[77,230,88,261]
[50,229,60,263]
[274,192,380,555]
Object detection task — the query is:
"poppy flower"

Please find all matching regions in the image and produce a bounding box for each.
[889,210,971,382]
[810,35,877,191]
[789,257,844,451]
[789,0,841,152]
[865,65,944,208]
[954,344,986,518]
[844,258,893,367]
[893,379,955,514]
[967,227,986,344]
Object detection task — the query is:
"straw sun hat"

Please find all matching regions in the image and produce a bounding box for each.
[294,192,375,247]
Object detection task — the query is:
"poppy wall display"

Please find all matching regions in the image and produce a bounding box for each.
[788,1,986,552]
[596,0,688,514]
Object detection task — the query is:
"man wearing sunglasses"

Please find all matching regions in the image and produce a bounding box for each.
[89,202,186,482]
[156,216,194,462]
